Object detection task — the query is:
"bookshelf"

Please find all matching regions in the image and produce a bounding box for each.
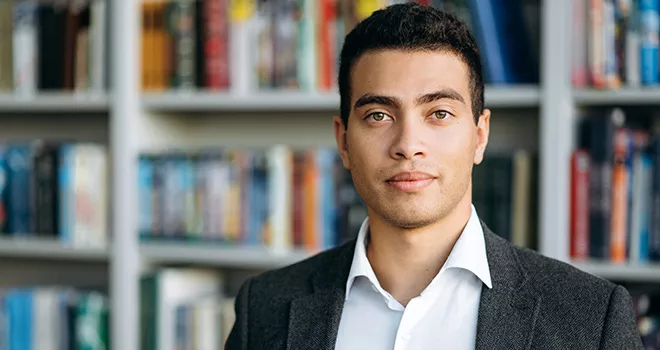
[571,261,660,283]
[0,93,110,113]
[573,88,660,106]
[0,236,109,261]
[141,84,540,112]
[140,242,311,270]
[2,0,659,349]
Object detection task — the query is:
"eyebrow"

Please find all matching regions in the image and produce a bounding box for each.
[416,89,466,105]
[353,94,402,110]
[353,88,466,110]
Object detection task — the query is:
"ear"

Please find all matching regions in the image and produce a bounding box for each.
[333,115,351,169]
[473,108,491,165]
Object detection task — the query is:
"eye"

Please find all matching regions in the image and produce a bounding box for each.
[431,110,452,120]
[366,112,392,122]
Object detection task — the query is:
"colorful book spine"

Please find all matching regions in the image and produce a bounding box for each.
[639,0,659,85]
[571,149,591,260]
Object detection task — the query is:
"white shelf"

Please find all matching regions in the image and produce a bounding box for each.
[141,85,540,112]
[140,241,313,270]
[571,260,660,283]
[142,91,339,112]
[573,88,660,105]
[0,93,110,113]
[484,85,540,107]
[0,237,109,261]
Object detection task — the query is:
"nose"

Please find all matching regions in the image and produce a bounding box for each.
[389,117,426,160]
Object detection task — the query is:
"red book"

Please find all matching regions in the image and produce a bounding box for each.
[205,0,229,89]
[318,0,337,91]
[570,149,591,260]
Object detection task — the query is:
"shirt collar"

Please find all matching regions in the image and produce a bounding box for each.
[345,204,492,300]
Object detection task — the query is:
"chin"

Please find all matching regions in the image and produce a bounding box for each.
[379,206,443,229]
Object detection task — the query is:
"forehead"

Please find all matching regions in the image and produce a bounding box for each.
[350,49,471,103]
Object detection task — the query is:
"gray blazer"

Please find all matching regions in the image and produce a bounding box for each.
[225,222,644,349]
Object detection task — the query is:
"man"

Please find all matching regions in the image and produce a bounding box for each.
[226,3,643,349]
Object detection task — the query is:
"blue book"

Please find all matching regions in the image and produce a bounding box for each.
[640,0,659,85]
[58,144,74,243]
[5,289,32,350]
[639,153,653,262]
[5,144,33,235]
[138,155,154,238]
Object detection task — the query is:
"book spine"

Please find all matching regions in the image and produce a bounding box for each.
[610,128,630,262]
[89,0,106,94]
[138,155,154,239]
[604,0,621,88]
[205,0,229,89]
[625,0,640,86]
[297,0,316,91]
[6,145,34,235]
[571,149,591,260]
[639,0,659,85]
[0,2,14,90]
[229,0,256,94]
[174,0,196,89]
[572,0,588,87]
[589,0,606,87]
[12,0,38,96]
[649,137,660,260]
[639,153,653,262]
[34,143,59,236]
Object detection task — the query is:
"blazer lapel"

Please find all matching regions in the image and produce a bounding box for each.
[287,240,356,350]
[475,223,540,350]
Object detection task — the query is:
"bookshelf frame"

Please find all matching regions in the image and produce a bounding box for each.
[2,0,657,349]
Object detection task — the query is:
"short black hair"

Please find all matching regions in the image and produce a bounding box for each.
[338,3,484,127]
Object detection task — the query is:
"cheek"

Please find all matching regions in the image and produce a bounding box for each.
[432,125,477,176]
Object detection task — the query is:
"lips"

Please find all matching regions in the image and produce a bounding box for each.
[386,171,436,192]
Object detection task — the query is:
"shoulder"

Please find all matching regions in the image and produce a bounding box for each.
[516,243,614,289]
[511,242,617,299]
[506,239,629,333]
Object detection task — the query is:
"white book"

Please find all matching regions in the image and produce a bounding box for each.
[297,0,316,92]
[33,289,60,350]
[625,1,640,87]
[72,144,108,247]
[193,295,222,350]
[268,145,293,253]
[511,150,531,249]
[12,0,38,96]
[154,269,223,350]
[229,2,257,95]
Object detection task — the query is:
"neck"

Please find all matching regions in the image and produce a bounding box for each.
[366,200,472,307]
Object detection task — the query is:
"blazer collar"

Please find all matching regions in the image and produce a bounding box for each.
[287,221,540,350]
[475,221,540,350]
[287,240,355,350]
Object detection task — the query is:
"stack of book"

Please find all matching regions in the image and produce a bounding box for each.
[138,146,366,252]
[140,0,538,93]
[0,141,109,248]
[571,0,660,89]
[0,0,108,95]
[571,108,660,263]
[0,287,110,350]
[140,268,234,350]
[138,146,537,251]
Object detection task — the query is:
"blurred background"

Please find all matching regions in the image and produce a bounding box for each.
[1,0,660,349]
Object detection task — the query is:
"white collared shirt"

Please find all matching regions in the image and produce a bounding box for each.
[335,205,492,350]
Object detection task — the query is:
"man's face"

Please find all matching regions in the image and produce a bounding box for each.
[334,49,490,229]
